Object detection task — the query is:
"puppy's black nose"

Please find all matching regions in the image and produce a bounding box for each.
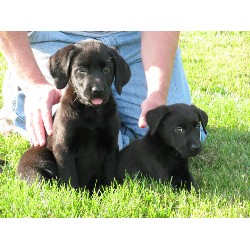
[190,144,201,152]
[91,86,104,95]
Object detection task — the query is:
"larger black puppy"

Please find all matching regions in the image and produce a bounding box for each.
[17,40,131,191]
[116,104,208,192]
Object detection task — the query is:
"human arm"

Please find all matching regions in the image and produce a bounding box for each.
[139,31,180,128]
[0,31,62,146]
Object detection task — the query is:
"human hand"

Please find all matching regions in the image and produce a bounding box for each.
[138,91,167,128]
[24,83,63,146]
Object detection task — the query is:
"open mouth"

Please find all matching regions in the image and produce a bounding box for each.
[91,98,104,106]
[76,94,106,107]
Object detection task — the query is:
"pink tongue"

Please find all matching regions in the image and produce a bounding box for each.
[91,98,103,105]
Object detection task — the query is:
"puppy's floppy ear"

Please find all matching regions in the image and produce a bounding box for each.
[191,105,208,134]
[48,44,76,89]
[109,47,131,95]
[146,105,169,135]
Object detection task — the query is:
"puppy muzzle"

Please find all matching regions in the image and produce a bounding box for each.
[176,143,201,157]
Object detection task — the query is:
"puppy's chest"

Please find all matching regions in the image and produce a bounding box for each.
[145,147,185,174]
[80,113,109,128]
[77,104,117,127]
[80,110,117,141]
[74,126,114,149]
[53,104,118,152]
[159,151,188,174]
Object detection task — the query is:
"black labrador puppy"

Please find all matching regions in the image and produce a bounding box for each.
[116,103,208,192]
[17,40,131,191]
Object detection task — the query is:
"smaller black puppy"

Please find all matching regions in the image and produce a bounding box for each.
[116,103,208,192]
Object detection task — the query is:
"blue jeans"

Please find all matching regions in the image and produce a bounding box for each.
[3,31,205,149]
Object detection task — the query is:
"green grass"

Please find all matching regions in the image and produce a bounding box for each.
[0,32,249,218]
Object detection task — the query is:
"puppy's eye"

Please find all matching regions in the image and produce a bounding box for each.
[78,66,87,73]
[103,66,111,74]
[175,127,183,134]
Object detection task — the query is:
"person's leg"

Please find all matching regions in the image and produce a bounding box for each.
[1,31,206,148]
[0,69,20,136]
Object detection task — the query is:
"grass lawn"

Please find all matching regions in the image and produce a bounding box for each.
[0,31,249,218]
